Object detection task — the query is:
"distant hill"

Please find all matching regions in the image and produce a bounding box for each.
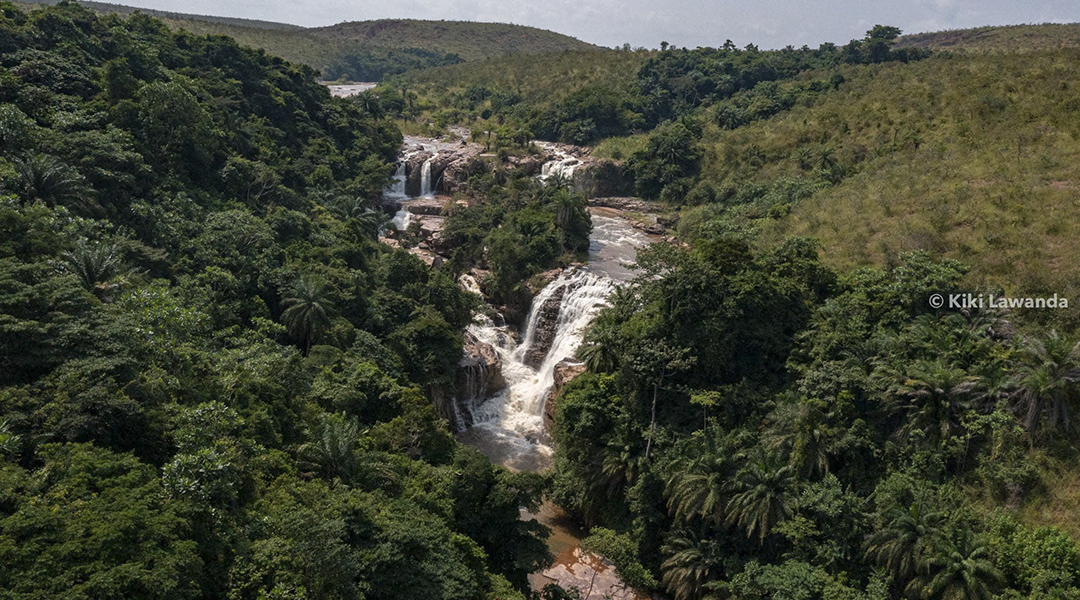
[897,23,1080,52]
[15,1,598,80]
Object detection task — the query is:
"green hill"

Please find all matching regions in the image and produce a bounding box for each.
[897,22,1080,52]
[15,1,598,80]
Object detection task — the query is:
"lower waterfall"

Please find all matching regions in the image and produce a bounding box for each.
[457,213,656,471]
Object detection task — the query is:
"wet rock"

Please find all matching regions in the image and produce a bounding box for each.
[587,196,662,213]
[539,547,643,600]
[404,150,433,197]
[434,144,483,195]
[523,284,567,369]
[544,359,587,431]
[403,197,446,216]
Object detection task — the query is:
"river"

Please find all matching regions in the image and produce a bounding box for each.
[385,145,657,598]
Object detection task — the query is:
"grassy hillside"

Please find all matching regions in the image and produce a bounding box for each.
[16,1,597,79]
[308,19,598,62]
[898,23,1080,52]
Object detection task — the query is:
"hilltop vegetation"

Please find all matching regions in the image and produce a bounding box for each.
[898,23,1080,53]
[0,3,551,598]
[17,0,596,80]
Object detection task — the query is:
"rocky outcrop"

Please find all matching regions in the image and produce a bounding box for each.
[523,283,567,369]
[432,144,483,195]
[441,333,507,430]
[543,359,586,431]
[572,160,633,197]
[587,196,663,213]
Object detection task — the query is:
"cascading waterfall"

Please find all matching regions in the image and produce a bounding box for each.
[420,156,436,197]
[458,269,616,469]
[537,143,581,183]
[456,214,657,471]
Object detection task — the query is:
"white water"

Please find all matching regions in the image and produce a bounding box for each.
[457,212,656,471]
[420,156,435,197]
[537,143,582,183]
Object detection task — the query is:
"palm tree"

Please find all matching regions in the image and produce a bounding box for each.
[354,90,384,119]
[665,437,731,525]
[298,413,361,484]
[281,275,337,355]
[590,427,641,499]
[726,452,797,544]
[351,210,388,240]
[907,530,1004,600]
[660,535,721,600]
[10,154,88,208]
[1009,330,1080,435]
[864,503,944,583]
[892,360,981,448]
[60,240,124,300]
[578,322,621,373]
[0,419,20,456]
[762,398,837,478]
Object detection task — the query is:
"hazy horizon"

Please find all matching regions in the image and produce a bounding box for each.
[80,0,1079,49]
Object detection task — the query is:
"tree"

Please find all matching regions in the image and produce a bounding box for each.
[891,360,981,448]
[865,504,945,583]
[661,535,721,600]
[908,530,1004,600]
[1009,330,1080,435]
[726,452,797,544]
[8,153,89,209]
[627,340,695,459]
[298,413,361,484]
[59,239,125,299]
[578,320,621,373]
[281,275,338,355]
[666,435,731,525]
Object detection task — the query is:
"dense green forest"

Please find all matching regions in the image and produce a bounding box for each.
[5,0,1080,599]
[0,3,554,598]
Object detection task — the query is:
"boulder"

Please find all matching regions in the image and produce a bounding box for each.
[544,359,587,431]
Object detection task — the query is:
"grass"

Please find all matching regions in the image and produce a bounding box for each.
[18,1,596,77]
[898,23,1080,53]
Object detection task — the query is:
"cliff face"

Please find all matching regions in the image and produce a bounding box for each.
[436,332,506,430]
[523,283,567,369]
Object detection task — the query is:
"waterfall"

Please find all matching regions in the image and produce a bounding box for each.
[458,269,615,468]
[420,156,435,197]
[390,208,412,231]
[456,212,658,471]
[386,160,407,199]
[537,143,581,183]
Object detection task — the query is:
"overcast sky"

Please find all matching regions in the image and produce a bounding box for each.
[108,0,1079,48]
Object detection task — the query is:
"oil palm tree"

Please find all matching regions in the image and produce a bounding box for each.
[0,419,20,456]
[1008,330,1080,435]
[578,321,621,373]
[864,503,945,583]
[281,275,337,355]
[348,210,389,241]
[10,153,88,208]
[665,437,732,525]
[726,452,797,544]
[892,360,981,448]
[762,398,838,478]
[660,535,722,600]
[907,530,1004,600]
[60,240,124,300]
[298,413,361,485]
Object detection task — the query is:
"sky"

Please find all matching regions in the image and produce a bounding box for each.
[103,0,1079,48]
